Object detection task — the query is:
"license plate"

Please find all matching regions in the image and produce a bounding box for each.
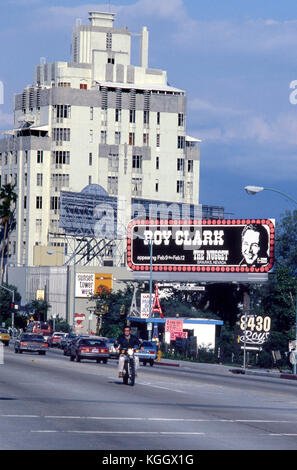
[92,349,99,353]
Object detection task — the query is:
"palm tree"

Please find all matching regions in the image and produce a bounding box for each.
[0,183,17,283]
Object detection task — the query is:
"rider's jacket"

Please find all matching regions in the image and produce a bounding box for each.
[115,334,140,350]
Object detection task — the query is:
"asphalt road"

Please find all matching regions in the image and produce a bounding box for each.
[1,344,297,451]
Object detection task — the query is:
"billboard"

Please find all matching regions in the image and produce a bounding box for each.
[127,219,275,274]
[75,273,112,297]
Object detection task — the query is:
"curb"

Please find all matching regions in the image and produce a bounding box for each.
[155,361,180,367]
[230,368,297,381]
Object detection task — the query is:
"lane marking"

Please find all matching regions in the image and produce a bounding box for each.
[2,414,297,425]
[31,430,205,435]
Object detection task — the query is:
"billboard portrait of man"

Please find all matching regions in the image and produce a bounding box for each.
[240,224,269,267]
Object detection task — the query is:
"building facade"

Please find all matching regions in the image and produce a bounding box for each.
[0,11,201,269]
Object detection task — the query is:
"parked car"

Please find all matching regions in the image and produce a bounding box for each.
[50,332,66,348]
[135,340,158,366]
[69,337,109,363]
[14,333,48,355]
[0,327,10,347]
[104,338,119,358]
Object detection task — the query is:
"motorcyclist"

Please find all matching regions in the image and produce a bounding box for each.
[115,325,140,378]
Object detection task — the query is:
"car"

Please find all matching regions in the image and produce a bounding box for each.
[135,340,158,366]
[14,333,49,355]
[50,332,66,348]
[104,338,119,359]
[69,337,109,363]
[0,327,10,347]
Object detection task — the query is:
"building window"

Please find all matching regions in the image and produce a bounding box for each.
[129,109,136,123]
[52,174,69,189]
[157,112,160,125]
[24,173,27,186]
[177,136,185,149]
[115,108,121,122]
[144,110,149,125]
[36,173,43,186]
[107,57,115,64]
[178,113,184,127]
[129,132,135,146]
[80,83,87,90]
[37,150,43,163]
[143,133,149,146]
[36,196,42,209]
[50,196,60,210]
[132,155,142,170]
[156,133,160,148]
[177,180,184,197]
[89,153,92,166]
[24,196,27,209]
[177,158,184,172]
[108,154,119,171]
[108,176,118,195]
[53,128,70,142]
[132,177,142,196]
[115,131,121,145]
[156,156,159,170]
[53,151,70,165]
[101,130,107,144]
[55,105,71,119]
[188,160,193,173]
[90,106,94,120]
[88,175,92,185]
[155,180,159,192]
[36,219,42,231]
[89,130,93,143]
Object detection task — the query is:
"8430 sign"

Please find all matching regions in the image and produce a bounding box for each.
[237,315,271,350]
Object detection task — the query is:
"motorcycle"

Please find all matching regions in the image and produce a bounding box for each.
[121,347,138,386]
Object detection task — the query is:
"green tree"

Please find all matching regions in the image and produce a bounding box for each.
[0,283,21,327]
[0,183,17,283]
[26,300,51,322]
[90,285,134,337]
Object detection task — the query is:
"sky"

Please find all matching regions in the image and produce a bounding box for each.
[1,0,297,222]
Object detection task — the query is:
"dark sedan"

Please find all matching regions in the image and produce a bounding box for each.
[69,337,109,363]
[14,333,49,355]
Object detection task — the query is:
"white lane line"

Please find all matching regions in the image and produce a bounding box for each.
[2,415,297,425]
[31,431,205,435]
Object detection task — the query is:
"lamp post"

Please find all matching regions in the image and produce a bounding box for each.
[245,185,297,374]
[132,226,153,341]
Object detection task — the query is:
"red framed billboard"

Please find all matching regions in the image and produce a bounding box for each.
[127,218,275,274]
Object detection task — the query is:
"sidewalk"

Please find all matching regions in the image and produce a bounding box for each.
[154,357,297,381]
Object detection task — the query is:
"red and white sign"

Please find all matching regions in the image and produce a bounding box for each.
[170,331,188,341]
[75,313,85,329]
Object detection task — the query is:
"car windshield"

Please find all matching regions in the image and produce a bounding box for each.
[141,341,154,347]
[80,339,105,346]
[0,328,8,333]
[22,335,44,341]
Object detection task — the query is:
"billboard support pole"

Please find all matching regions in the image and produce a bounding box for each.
[148,239,153,341]
[243,290,250,370]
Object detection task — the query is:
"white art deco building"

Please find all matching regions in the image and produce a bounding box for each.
[0,11,202,269]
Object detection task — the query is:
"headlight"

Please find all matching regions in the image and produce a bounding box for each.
[127,348,134,356]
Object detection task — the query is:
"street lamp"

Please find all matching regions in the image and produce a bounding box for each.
[244,186,297,206]
[245,185,297,374]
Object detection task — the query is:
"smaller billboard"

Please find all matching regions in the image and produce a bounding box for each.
[236,314,271,351]
[140,293,155,318]
[75,273,112,297]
